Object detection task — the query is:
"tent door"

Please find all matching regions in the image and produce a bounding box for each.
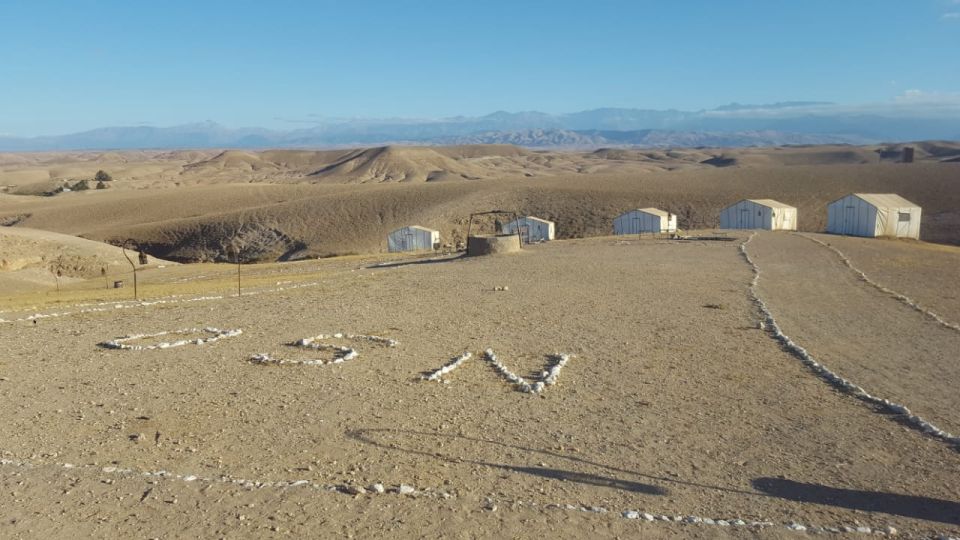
[739,208,750,228]
[843,206,856,235]
[896,212,911,237]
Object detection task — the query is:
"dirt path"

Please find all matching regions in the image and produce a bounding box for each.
[748,232,960,438]
[800,233,960,325]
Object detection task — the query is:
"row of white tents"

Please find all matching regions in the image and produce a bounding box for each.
[387,217,557,252]
[387,193,921,252]
[612,193,921,239]
[714,194,921,239]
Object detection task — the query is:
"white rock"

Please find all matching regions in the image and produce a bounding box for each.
[344,485,366,495]
[398,484,415,495]
[369,483,386,494]
[623,511,639,519]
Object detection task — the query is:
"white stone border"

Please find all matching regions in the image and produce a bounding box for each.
[100,327,242,351]
[250,332,397,367]
[423,352,472,381]
[0,279,330,325]
[740,233,960,449]
[479,496,908,535]
[483,349,572,394]
[0,455,925,536]
[0,456,449,500]
[421,349,572,394]
[797,233,960,333]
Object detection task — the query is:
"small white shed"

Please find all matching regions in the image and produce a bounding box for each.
[503,216,555,243]
[826,193,921,239]
[613,208,677,235]
[387,225,440,253]
[719,199,797,231]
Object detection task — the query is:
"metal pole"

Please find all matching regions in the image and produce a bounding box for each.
[512,212,522,248]
[466,213,475,256]
[236,250,241,297]
[121,239,138,300]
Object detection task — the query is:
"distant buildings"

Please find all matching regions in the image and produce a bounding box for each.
[613,208,677,235]
[387,226,440,252]
[826,194,921,239]
[719,199,797,231]
[503,216,555,243]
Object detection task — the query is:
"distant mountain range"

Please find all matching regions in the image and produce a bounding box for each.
[2,102,958,151]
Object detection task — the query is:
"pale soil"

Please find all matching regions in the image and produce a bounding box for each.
[805,233,960,324]
[1,236,958,538]
[748,233,960,436]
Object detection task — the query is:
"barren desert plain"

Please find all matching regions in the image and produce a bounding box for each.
[0,143,959,538]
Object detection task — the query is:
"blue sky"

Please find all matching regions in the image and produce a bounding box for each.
[1,0,958,135]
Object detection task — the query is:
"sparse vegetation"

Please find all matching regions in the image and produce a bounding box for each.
[94,169,112,182]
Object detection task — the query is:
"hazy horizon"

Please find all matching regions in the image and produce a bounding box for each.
[2,0,959,137]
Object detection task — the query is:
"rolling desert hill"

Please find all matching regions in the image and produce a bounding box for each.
[0,226,172,293]
[1,142,958,264]
[307,146,490,183]
[0,142,958,266]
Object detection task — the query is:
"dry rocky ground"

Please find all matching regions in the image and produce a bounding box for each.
[1,233,958,538]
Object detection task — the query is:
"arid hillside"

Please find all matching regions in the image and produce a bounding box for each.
[0,143,958,262]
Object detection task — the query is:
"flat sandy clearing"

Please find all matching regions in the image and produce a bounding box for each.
[1,234,958,538]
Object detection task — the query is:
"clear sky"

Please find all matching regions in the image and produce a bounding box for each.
[1,0,958,135]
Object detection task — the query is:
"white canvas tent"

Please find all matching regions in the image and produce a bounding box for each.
[387,225,440,253]
[826,193,921,239]
[613,208,677,235]
[719,199,797,231]
[502,216,555,243]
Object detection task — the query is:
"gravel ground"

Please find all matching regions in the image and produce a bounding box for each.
[1,235,958,538]
[800,233,960,324]
[749,232,960,437]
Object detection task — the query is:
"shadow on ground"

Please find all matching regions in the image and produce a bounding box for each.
[365,254,465,270]
[752,477,960,526]
[346,428,666,496]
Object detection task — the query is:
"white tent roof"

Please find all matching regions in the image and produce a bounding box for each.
[843,193,919,209]
[744,199,795,210]
[517,216,554,224]
[639,207,669,217]
[392,225,438,234]
[622,208,670,217]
